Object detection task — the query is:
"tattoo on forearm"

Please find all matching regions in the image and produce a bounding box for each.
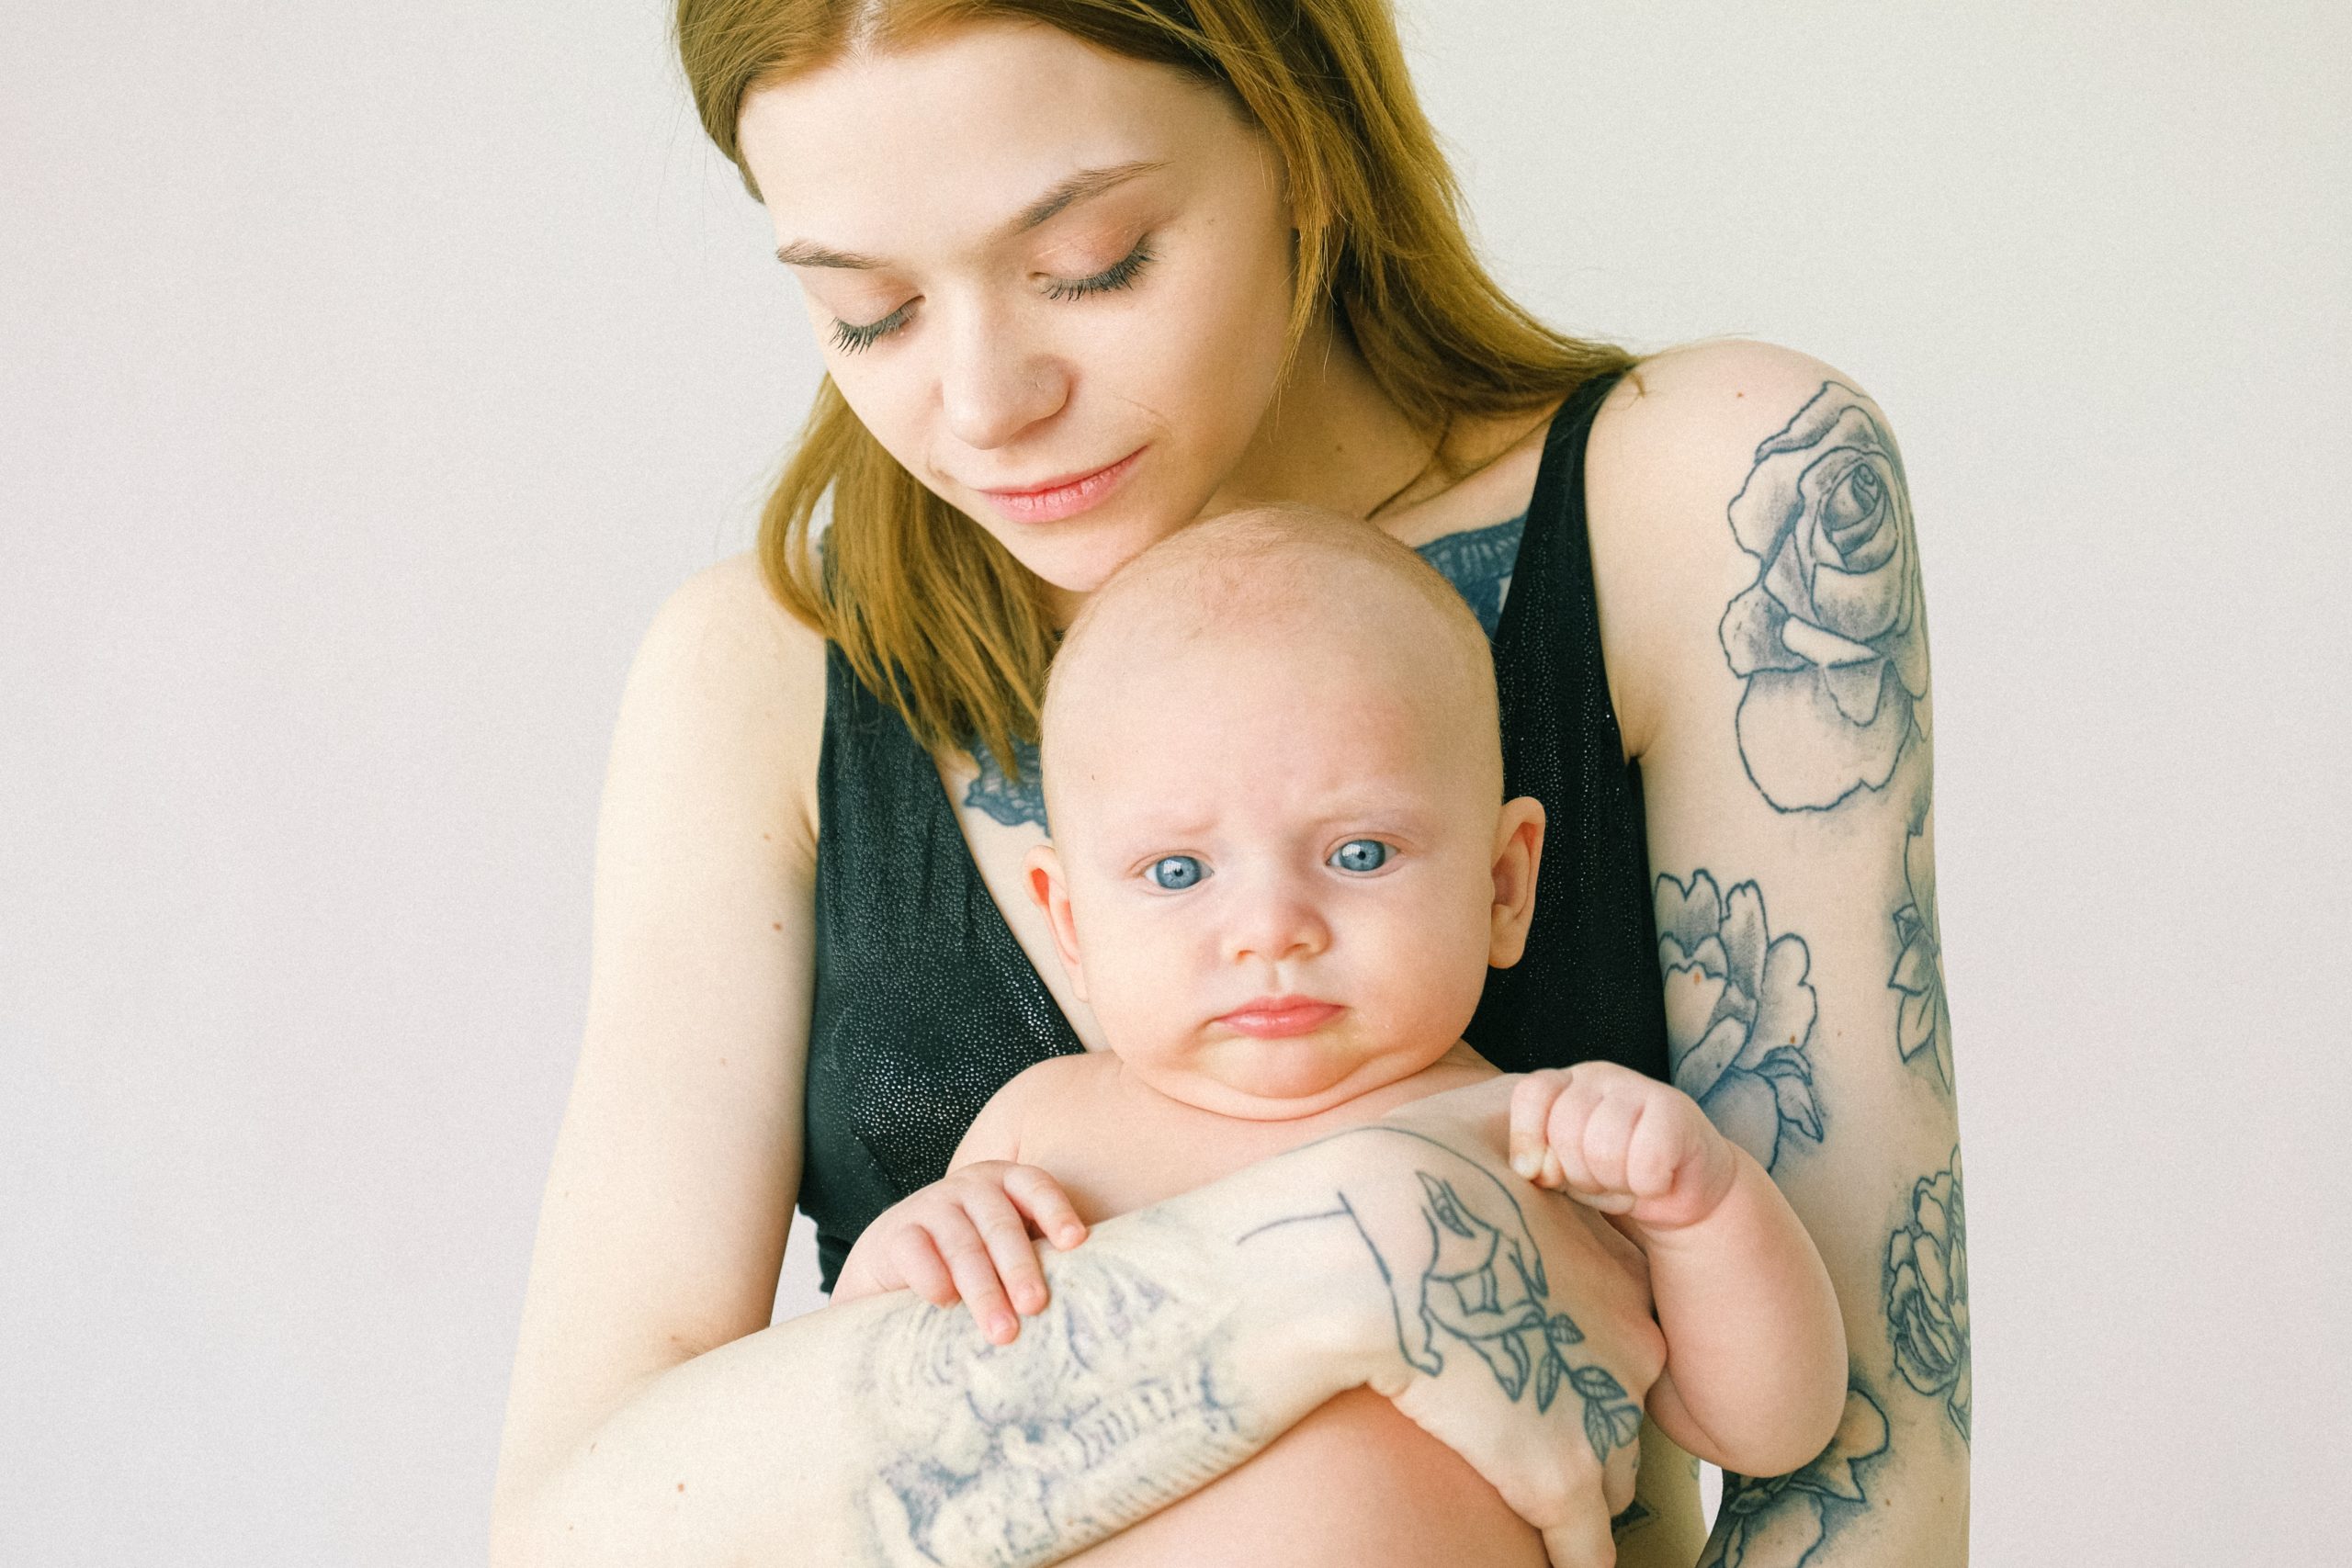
[1887,805,1955,1091]
[1885,1148,1971,1443]
[1718,382,1930,813]
[955,517,1527,834]
[1702,1379,1891,1568]
[1240,1128,1644,1465]
[1654,871,1825,1170]
[860,1243,1257,1568]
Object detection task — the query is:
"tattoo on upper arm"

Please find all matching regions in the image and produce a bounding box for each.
[1242,1130,1645,1465]
[1888,805,1955,1091]
[1702,1379,1891,1568]
[1654,871,1825,1171]
[1718,382,1930,814]
[1885,1148,1971,1444]
[861,1244,1256,1566]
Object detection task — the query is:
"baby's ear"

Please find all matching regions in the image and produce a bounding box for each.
[1487,796,1547,968]
[1022,842,1090,1001]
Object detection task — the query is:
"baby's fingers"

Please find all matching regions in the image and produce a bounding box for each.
[948,1185,1052,1340]
[1002,1164,1090,1253]
[1510,1069,1574,1182]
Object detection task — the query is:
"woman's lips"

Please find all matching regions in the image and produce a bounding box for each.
[975,446,1144,523]
[1215,998,1344,1039]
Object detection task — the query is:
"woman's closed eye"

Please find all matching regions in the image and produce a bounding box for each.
[827,238,1159,355]
[1327,840,1393,874]
[1146,854,1207,891]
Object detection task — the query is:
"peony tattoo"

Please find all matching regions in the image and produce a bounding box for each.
[1654,872,1824,1172]
[1701,1383,1891,1568]
[1720,383,1930,812]
[1885,1149,1970,1442]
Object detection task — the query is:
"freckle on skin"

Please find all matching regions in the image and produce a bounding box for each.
[677,1482,686,1492]
[772,922,782,931]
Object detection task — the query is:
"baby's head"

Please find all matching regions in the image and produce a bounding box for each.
[1023,505,1545,1120]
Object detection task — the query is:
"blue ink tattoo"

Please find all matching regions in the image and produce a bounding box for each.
[1888,804,1954,1091]
[1886,1147,1970,1443]
[1654,872,1825,1171]
[1702,1380,1891,1567]
[1719,382,1931,813]
[955,515,1529,833]
[1416,513,1526,638]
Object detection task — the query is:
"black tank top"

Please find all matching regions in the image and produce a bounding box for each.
[800,370,1667,1291]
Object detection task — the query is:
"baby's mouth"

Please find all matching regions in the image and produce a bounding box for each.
[1213,997,1343,1039]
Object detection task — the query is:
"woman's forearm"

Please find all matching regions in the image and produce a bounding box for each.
[492,1156,1390,1568]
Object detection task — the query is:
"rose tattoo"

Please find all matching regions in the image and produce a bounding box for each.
[1720,382,1930,811]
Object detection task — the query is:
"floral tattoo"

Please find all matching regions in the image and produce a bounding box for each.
[1702,1382,1891,1568]
[1654,872,1824,1171]
[1720,382,1930,812]
[1885,1149,1971,1442]
[1888,807,1955,1091]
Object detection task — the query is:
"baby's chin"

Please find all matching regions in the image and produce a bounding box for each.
[1125,1033,1450,1122]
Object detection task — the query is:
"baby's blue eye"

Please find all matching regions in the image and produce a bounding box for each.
[1148,855,1206,890]
[1329,840,1391,874]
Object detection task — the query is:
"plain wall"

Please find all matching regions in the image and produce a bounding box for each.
[3,2,2345,1562]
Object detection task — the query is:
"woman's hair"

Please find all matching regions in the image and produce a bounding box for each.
[675,0,1634,773]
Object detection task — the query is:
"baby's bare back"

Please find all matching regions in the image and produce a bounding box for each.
[1012,1049,1548,1568]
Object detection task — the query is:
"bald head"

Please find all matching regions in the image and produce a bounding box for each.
[1041,505,1502,827]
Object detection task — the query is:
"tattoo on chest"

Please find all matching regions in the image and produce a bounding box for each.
[859,1247,1257,1567]
[1703,1378,1891,1568]
[1718,382,1931,814]
[955,517,1529,834]
[1653,870,1826,1172]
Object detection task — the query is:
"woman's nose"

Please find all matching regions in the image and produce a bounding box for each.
[1223,876,1331,967]
[937,310,1069,450]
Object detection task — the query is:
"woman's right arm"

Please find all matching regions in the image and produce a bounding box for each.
[487,557,1660,1566]
[486,556,1372,1565]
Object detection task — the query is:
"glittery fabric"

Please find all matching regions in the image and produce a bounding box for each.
[800,369,1667,1292]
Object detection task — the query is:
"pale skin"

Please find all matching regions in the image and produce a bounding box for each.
[491,17,1967,1568]
[832,545,1847,1565]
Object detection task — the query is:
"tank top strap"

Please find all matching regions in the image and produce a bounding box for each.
[1464,369,1671,1080]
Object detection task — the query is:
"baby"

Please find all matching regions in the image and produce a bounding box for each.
[832,507,1845,1566]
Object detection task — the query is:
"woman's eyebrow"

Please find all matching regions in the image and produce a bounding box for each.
[775,160,1167,269]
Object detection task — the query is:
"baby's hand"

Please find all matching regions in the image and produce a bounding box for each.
[830,1161,1089,1344]
[1507,1063,1738,1232]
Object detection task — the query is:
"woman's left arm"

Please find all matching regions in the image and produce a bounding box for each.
[1590,342,1968,1567]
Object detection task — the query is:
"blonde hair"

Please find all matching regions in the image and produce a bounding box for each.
[675,0,1634,773]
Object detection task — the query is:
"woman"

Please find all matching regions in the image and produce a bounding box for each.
[490,3,1968,1564]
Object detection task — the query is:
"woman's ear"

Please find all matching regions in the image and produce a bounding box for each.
[1023,842,1090,1001]
[1487,796,1547,968]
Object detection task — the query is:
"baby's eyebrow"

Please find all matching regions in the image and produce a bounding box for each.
[775,160,1167,270]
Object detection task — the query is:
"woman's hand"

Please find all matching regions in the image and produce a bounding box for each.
[1215,1074,1666,1568]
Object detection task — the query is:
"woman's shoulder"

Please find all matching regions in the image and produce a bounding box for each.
[615,550,831,853]
[1581,338,1907,750]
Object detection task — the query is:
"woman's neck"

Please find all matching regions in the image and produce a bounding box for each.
[1206,310,1439,523]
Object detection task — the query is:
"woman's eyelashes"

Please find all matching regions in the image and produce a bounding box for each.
[826,237,1159,355]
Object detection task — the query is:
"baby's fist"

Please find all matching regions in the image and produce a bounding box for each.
[1509,1064,1737,1231]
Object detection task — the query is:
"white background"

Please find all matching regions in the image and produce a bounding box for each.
[4,2,2346,1562]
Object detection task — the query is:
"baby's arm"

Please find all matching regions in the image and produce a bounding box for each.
[1509,1063,1845,1479]
[830,1072,1089,1344]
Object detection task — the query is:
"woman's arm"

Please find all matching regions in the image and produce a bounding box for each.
[1590,344,1969,1567]
[489,559,1662,1567]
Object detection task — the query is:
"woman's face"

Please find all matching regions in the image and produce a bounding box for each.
[737,21,1300,596]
